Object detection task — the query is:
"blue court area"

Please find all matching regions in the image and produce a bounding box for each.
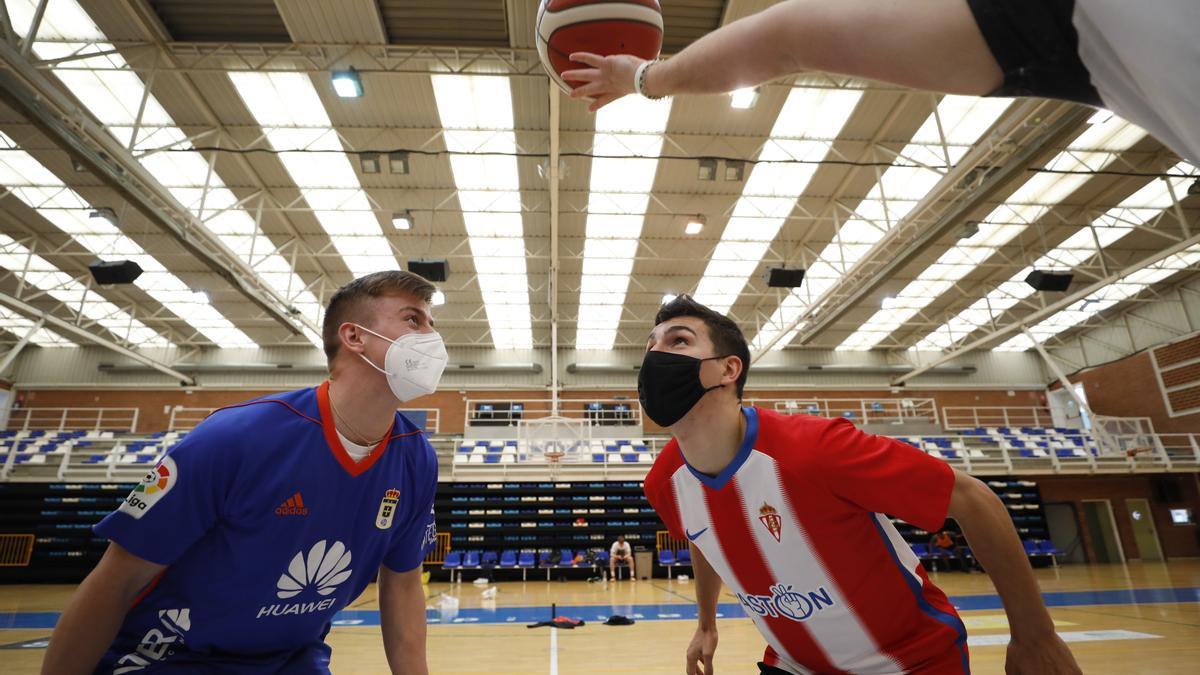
[1,587,1197,630]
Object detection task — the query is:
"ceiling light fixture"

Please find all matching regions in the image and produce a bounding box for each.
[89,207,118,226]
[391,210,413,230]
[389,151,410,174]
[685,215,705,235]
[730,87,759,109]
[724,160,745,181]
[331,66,363,98]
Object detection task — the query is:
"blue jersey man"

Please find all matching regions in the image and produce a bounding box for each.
[42,270,449,675]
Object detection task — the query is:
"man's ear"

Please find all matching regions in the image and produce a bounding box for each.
[339,322,368,355]
[722,354,744,386]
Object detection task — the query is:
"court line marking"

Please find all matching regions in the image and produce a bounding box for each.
[549,626,558,675]
[967,630,1160,647]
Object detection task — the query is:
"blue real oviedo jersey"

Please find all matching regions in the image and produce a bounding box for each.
[92,382,438,673]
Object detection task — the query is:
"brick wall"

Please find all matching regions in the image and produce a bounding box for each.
[1035,474,1200,560]
[1058,350,1200,434]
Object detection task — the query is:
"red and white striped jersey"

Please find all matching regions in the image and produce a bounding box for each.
[644,407,968,674]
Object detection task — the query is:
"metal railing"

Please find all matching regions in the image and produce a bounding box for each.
[464,397,642,428]
[167,405,440,434]
[749,397,939,424]
[941,406,1055,430]
[7,407,139,432]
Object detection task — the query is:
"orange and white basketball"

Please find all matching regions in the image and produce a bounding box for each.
[536,0,664,94]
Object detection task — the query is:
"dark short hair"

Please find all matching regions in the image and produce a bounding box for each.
[654,294,750,398]
[323,270,436,362]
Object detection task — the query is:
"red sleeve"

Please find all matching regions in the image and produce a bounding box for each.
[813,418,955,531]
[644,456,686,541]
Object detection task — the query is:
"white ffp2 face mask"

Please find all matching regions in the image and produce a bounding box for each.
[355,325,448,401]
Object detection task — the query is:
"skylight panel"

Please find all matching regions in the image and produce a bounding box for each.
[913,163,1195,352]
[836,115,1148,352]
[0,305,74,346]
[694,88,863,320]
[575,95,672,349]
[431,74,533,349]
[751,96,1010,351]
[14,0,321,346]
[230,72,396,286]
[0,133,254,346]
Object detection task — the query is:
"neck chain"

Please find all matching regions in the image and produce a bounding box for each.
[328,389,386,447]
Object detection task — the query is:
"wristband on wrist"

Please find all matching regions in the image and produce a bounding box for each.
[634,58,666,100]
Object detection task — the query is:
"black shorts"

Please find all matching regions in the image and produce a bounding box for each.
[967,0,1102,106]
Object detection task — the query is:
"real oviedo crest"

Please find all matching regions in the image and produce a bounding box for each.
[376,488,400,530]
[759,503,782,543]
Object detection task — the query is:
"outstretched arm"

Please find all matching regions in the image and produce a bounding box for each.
[948,470,1081,674]
[563,0,1002,111]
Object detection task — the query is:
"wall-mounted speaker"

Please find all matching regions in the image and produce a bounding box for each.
[87,260,143,285]
[764,267,805,288]
[408,259,449,282]
[1025,270,1073,292]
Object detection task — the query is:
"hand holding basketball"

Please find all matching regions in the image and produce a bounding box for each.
[562,52,643,112]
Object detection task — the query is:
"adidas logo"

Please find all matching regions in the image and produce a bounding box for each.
[275,492,308,516]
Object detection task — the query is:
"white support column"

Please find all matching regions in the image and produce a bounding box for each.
[548,85,560,417]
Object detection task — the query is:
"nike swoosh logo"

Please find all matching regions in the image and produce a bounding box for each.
[685,527,708,541]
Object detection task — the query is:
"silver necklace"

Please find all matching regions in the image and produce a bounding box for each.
[328,390,386,447]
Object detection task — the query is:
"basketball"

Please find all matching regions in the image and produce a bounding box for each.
[536,0,664,94]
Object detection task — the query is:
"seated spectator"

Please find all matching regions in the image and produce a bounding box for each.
[610,535,635,581]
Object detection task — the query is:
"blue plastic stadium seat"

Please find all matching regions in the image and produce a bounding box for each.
[482,551,498,567]
[1037,540,1060,556]
[517,551,535,567]
[658,549,675,566]
[443,551,462,569]
[592,453,606,463]
[1021,540,1039,556]
[1056,449,1075,458]
[558,549,575,566]
[499,550,516,567]
[464,551,481,568]
[910,543,930,558]
[539,551,554,567]
[676,548,691,564]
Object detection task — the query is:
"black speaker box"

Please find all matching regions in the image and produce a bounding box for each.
[408,259,449,283]
[88,260,143,285]
[1154,476,1183,503]
[764,267,806,288]
[1025,270,1073,292]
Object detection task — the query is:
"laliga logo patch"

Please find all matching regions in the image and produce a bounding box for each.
[759,503,782,543]
[118,456,178,520]
[376,488,401,529]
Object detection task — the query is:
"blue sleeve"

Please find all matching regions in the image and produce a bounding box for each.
[93,418,238,565]
[382,441,438,573]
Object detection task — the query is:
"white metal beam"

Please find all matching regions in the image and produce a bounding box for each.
[893,231,1200,385]
[0,290,193,384]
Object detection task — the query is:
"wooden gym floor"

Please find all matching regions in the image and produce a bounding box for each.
[2,561,1198,674]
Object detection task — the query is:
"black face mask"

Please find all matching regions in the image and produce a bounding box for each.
[638,351,728,427]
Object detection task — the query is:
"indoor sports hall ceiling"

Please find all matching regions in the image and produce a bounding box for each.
[0,0,1195,375]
